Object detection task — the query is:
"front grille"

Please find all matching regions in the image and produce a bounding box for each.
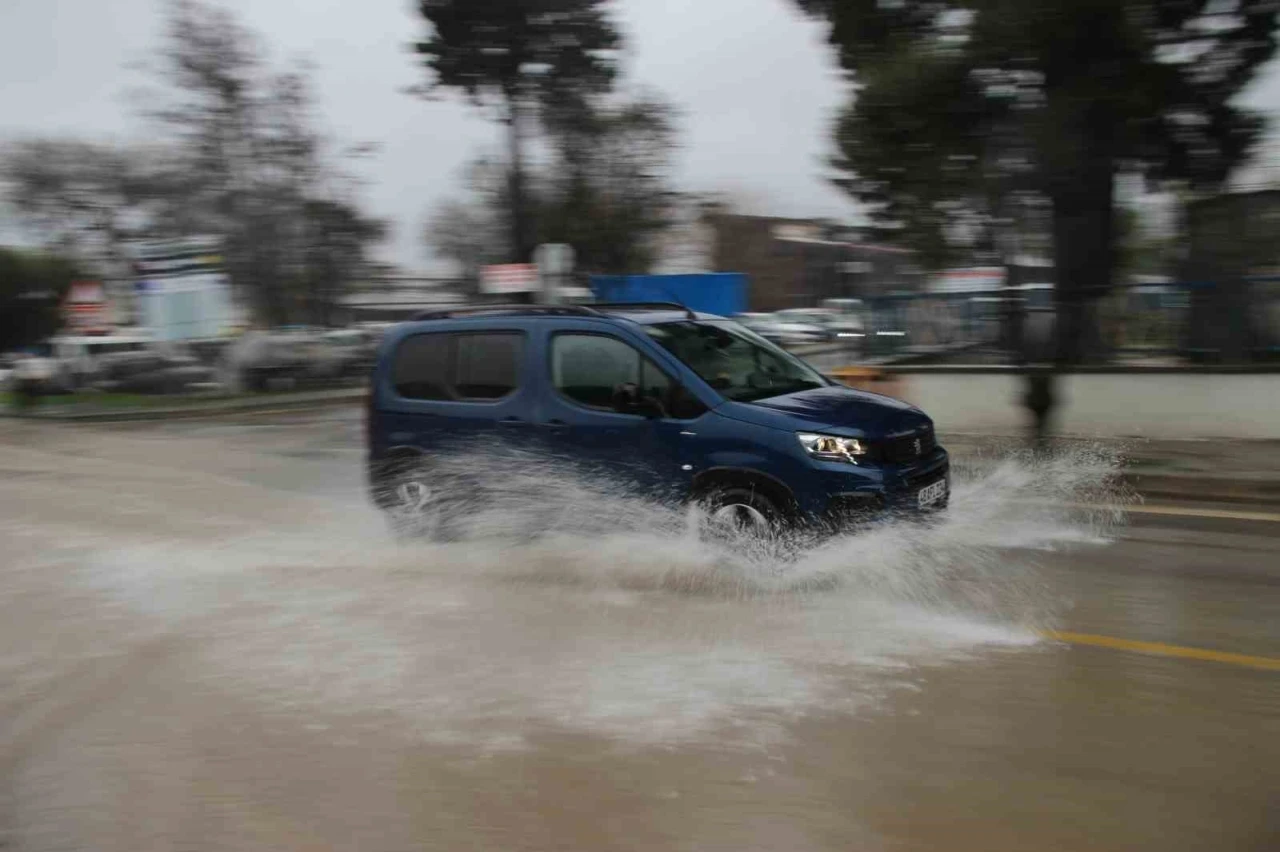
[878,427,936,464]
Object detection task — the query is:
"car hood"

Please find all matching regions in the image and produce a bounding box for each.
[715,384,931,438]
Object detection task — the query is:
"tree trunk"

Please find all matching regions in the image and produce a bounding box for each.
[1049,153,1114,366]
[505,103,533,265]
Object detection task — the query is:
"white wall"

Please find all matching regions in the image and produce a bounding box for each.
[895,373,1280,440]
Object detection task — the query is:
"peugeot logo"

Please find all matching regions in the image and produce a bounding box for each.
[913,437,922,455]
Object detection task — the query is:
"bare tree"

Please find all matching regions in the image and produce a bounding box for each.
[1,139,149,274]
[139,0,385,325]
[423,157,510,294]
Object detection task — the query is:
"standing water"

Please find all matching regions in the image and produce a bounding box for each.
[0,422,1139,849]
[22,442,1131,750]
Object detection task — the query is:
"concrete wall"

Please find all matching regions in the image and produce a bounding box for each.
[889,373,1280,439]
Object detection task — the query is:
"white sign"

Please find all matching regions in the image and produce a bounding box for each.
[535,243,576,276]
[479,263,539,295]
[772,223,823,243]
[931,267,1007,294]
[534,243,576,305]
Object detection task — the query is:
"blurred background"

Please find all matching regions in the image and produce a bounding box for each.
[2,4,1279,851]
[2,0,1276,420]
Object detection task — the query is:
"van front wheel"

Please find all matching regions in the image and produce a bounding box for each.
[700,487,782,537]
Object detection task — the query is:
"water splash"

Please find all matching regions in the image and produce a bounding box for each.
[375,441,1132,605]
[52,443,1128,748]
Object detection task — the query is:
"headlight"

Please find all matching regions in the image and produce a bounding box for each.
[797,432,868,463]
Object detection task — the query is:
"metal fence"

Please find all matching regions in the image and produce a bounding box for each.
[844,277,1280,365]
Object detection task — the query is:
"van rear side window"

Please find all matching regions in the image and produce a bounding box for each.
[454,333,522,399]
[391,332,523,401]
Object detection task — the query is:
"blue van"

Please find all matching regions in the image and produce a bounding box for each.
[366,304,948,535]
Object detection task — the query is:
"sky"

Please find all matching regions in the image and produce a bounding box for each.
[0,0,854,272]
[1,0,1277,272]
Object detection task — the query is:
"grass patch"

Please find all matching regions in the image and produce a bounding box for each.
[3,391,206,409]
[3,384,363,415]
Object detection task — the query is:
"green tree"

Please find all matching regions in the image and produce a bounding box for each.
[413,0,621,264]
[0,248,80,351]
[798,0,1277,362]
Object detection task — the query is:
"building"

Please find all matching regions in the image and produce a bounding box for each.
[1184,189,1280,278]
[1181,189,1280,361]
[338,274,464,324]
[704,213,924,312]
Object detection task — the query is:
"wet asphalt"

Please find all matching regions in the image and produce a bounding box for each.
[0,408,1276,851]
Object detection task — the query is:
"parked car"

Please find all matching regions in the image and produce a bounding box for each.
[736,313,829,347]
[366,303,949,538]
[223,331,305,392]
[775,308,867,345]
[92,349,218,395]
[49,334,154,390]
[8,349,67,401]
[322,328,378,377]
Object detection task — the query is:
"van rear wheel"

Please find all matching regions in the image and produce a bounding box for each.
[382,463,447,540]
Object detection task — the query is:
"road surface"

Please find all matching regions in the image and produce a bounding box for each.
[1,409,1276,851]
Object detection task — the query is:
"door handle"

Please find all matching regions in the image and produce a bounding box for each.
[541,418,568,431]
[498,417,529,426]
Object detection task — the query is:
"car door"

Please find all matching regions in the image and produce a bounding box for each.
[379,326,533,460]
[539,330,692,497]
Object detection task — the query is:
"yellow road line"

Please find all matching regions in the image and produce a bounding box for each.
[1070,502,1280,522]
[1097,503,1280,523]
[1042,630,1280,672]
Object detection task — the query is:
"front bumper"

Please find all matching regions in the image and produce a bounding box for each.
[810,447,950,526]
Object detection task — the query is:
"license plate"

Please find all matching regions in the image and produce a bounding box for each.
[917,479,948,508]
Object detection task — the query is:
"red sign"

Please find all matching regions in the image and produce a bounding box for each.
[62,280,111,333]
[479,264,538,295]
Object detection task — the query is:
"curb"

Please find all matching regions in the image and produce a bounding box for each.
[1122,473,1280,507]
[1,388,365,424]
[6,399,1279,506]
[880,364,1280,375]
[942,435,1280,507]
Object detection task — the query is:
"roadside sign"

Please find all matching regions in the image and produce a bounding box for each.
[535,244,576,305]
[128,236,235,340]
[773,223,824,243]
[535,243,575,276]
[62,280,111,334]
[479,263,538,295]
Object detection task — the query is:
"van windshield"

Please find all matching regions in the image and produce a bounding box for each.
[644,320,828,403]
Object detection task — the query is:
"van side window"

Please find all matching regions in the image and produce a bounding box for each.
[454,333,522,400]
[391,333,450,400]
[392,332,524,401]
[552,333,701,418]
[552,335,637,409]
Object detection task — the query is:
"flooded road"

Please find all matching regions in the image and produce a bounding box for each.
[1,410,1277,851]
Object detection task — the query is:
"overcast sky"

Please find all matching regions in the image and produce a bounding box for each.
[2,0,1277,272]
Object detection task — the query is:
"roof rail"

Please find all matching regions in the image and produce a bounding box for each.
[590,302,697,320]
[412,304,601,321]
